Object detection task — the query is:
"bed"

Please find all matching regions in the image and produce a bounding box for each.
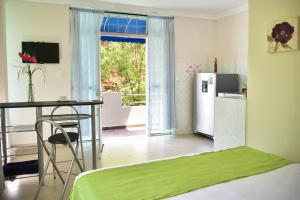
[70,147,300,200]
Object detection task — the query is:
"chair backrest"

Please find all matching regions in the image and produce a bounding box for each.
[35,119,83,172]
[50,105,81,122]
[49,106,81,136]
[35,119,74,147]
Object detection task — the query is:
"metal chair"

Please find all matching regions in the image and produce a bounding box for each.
[34,119,83,200]
[50,106,85,178]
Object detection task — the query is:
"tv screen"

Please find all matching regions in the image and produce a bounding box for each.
[22,42,59,64]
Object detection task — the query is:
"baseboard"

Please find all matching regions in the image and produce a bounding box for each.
[103,124,145,130]
[103,126,126,130]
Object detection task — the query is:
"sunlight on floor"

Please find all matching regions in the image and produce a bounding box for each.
[1,130,213,200]
[5,180,20,193]
[126,126,146,131]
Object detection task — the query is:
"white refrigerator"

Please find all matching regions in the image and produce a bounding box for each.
[194,73,239,137]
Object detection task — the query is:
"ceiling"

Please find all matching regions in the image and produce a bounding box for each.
[91,0,248,15]
[26,0,248,19]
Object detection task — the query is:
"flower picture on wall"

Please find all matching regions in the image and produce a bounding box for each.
[267,17,299,53]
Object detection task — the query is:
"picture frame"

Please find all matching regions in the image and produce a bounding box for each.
[267,17,299,53]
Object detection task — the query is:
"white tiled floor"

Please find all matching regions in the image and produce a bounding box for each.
[1,128,213,200]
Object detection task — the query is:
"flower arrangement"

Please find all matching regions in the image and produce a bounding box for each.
[16,52,45,102]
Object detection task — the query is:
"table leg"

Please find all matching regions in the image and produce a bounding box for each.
[91,105,97,169]
[36,107,44,183]
[1,109,7,165]
[0,108,4,194]
[97,105,104,154]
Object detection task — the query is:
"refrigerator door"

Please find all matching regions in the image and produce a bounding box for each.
[194,73,216,137]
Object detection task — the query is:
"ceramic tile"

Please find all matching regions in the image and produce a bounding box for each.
[1,128,213,200]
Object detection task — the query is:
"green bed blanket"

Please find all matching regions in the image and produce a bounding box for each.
[69,147,292,200]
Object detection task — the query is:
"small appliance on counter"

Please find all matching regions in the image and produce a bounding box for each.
[218,93,246,99]
[194,73,239,138]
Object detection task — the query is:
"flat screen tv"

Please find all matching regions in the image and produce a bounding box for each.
[22,42,59,64]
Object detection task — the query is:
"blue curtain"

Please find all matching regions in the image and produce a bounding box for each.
[147,17,176,135]
[70,8,104,139]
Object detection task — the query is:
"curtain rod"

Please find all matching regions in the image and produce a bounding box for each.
[105,11,147,17]
[70,7,105,14]
[70,7,174,19]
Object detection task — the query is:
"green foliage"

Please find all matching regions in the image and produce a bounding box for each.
[100,41,146,106]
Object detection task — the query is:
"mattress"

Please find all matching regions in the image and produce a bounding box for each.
[71,149,298,200]
[169,163,300,200]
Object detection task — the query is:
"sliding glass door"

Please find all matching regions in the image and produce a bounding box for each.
[70,9,176,138]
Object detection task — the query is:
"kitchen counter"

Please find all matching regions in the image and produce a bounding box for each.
[214,97,246,151]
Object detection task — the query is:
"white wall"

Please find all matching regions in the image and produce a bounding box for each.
[28,0,217,20]
[216,11,248,87]
[5,0,248,144]
[174,12,248,134]
[0,0,6,193]
[5,1,219,140]
[6,0,70,145]
[101,92,146,127]
[0,0,7,103]
[174,17,217,134]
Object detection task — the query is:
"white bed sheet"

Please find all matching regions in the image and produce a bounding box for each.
[76,153,300,200]
[168,163,300,200]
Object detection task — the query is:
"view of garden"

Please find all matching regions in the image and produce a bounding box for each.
[100,41,146,106]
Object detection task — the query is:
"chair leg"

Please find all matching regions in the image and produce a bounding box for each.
[34,147,55,200]
[41,140,65,184]
[67,138,84,172]
[77,126,85,171]
[53,128,59,179]
[59,143,79,200]
[51,125,55,180]
[35,142,67,200]
[53,144,56,179]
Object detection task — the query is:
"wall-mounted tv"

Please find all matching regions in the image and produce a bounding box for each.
[22,42,59,64]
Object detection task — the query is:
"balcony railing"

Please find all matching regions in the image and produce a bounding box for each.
[122,94,146,106]
[102,92,146,127]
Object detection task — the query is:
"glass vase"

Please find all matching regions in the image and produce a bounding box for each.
[28,75,35,102]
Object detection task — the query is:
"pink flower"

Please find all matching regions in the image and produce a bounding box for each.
[28,56,37,63]
[19,52,30,61]
[18,52,37,63]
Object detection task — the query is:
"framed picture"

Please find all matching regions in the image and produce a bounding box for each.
[267,17,299,53]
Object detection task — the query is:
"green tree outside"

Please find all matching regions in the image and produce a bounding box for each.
[100,41,146,106]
